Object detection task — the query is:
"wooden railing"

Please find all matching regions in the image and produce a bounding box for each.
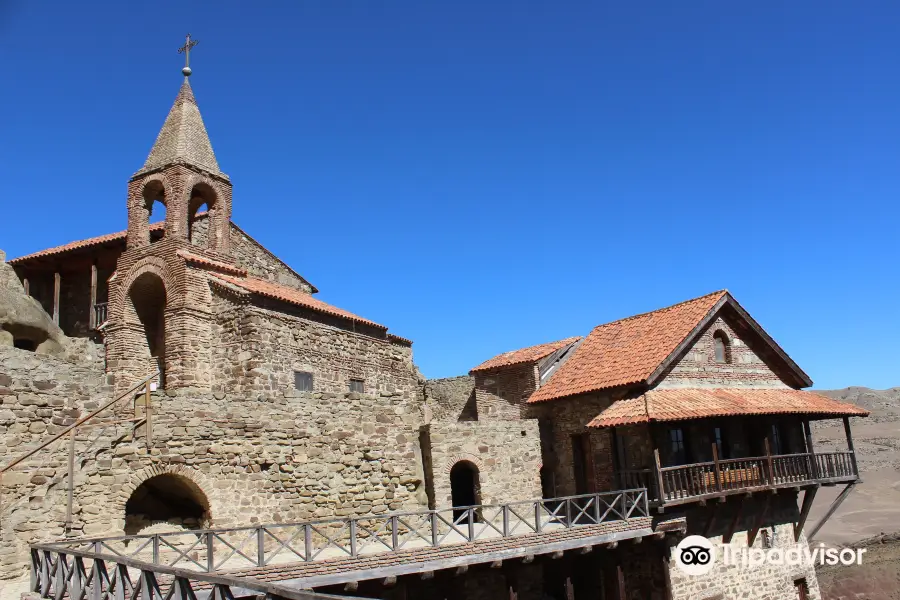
[33,490,649,577]
[644,451,857,504]
[92,302,108,329]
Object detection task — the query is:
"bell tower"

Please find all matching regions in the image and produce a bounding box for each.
[126,34,232,252]
[109,36,232,392]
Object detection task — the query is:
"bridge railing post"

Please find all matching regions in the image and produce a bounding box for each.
[257,527,265,567]
[502,505,510,537]
[205,532,214,572]
[349,519,358,557]
[534,501,542,532]
[430,512,439,547]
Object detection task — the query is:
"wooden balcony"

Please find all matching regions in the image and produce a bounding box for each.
[91,302,108,329]
[618,451,859,508]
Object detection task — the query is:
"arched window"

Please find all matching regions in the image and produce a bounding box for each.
[713,331,731,364]
[187,183,217,247]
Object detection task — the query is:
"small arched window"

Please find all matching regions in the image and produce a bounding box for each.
[713,331,730,364]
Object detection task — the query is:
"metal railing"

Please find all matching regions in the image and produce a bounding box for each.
[653,451,857,503]
[36,490,649,575]
[29,543,360,600]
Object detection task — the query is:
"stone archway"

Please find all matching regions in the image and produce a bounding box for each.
[449,460,482,521]
[120,466,213,535]
[126,271,167,387]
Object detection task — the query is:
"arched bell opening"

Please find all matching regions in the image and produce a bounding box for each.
[187,182,218,248]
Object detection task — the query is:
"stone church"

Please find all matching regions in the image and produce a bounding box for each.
[0,63,869,600]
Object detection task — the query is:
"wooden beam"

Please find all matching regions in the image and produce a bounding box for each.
[343,582,358,592]
[89,264,98,329]
[23,278,29,296]
[490,560,503,569]
[747,495,771,547]
[550,551,564,560]
[521,555,534,565]
[794,486,819,541]
[703,502,721,538]
[807,483,856,541]
[454,565,468,575]
[420,571,434,581]
[606,541,618,550]
[724,500,744,543]
[843,417,858,476]
[52,272,60,325]
[65,429,75,530]
[382,576,397,588]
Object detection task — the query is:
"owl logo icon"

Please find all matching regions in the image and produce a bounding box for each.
[675,535,717,575]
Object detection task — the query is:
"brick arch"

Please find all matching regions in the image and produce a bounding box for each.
[117,464,215,526]
[119,258,173,320]
[127,173,172,248]
[443,454,484,474]
[712,328,732,364]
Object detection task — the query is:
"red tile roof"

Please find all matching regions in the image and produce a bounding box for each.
[212,274,386,330]
[470,337,582,373]
[529,291,727,403]
[8,222,166,264]
[588,388,869,427]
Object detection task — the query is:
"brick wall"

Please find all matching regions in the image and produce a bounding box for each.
[472,363,538,421]
[656,316,791,389]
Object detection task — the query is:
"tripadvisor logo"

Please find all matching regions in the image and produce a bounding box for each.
[675,535,867,576]
[675,536,716,575]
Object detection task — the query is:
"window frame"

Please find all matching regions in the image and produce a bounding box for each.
[349,378,365,393]
[713,331,730,364]
[294,371,313,392]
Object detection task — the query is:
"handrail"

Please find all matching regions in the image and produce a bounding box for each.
[0,371,160,474]
[29,542,360,600]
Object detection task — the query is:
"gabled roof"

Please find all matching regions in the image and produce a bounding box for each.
[136,78,224,178]
[528,290,813,404]
[529,291,727,403]
[470,337,582,373]
[588,388,869,428]
[212,273,387,331]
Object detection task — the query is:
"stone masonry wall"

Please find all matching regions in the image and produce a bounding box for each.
[421,421,542,508]
[667,494,822,600]
[656,316,790,389]
[0,365,426,581]
[211,298,417,397]
[422,375,476,423]
[473,362,538,421]
[189,217,313,293]
[532,392,618,497]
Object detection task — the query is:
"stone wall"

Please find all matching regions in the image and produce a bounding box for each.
[473,363,538,421]
[189,217,313,293]
[666,494,822,600]
[422,375,476,423]
[420,421,542,508]
[532,392,618,497]
[0,368,427,580]
[656,316,790,389]
[211,298,417,397]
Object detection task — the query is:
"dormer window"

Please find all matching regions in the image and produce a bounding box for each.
[713,331,730,364]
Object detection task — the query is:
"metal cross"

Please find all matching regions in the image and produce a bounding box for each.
[178,33,199,69]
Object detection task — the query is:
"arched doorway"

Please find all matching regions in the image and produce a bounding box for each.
[124,474,210,535]
[127,272,166,387]
[450,461,481,522]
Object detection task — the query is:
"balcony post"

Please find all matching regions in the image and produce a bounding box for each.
[53,271,60,325]
[653,448,665,504]
[803,420,818,479]
[764,437,774,485]
[711,443,723,493]
[843,417,858,476]
[89,263,97,329]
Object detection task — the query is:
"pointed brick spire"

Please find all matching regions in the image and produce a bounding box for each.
[136,78,225,178]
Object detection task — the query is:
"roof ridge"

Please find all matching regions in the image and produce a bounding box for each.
[589,290,728,332]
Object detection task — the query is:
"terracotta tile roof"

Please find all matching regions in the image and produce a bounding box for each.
[588,388,870,428]
[529,291,727,403]
[8,222,165,264]
[212,274,386,330]
[470,337,582,373]
[388,333,413,346]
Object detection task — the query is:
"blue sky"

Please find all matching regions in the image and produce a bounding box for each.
[1,2,897,389]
